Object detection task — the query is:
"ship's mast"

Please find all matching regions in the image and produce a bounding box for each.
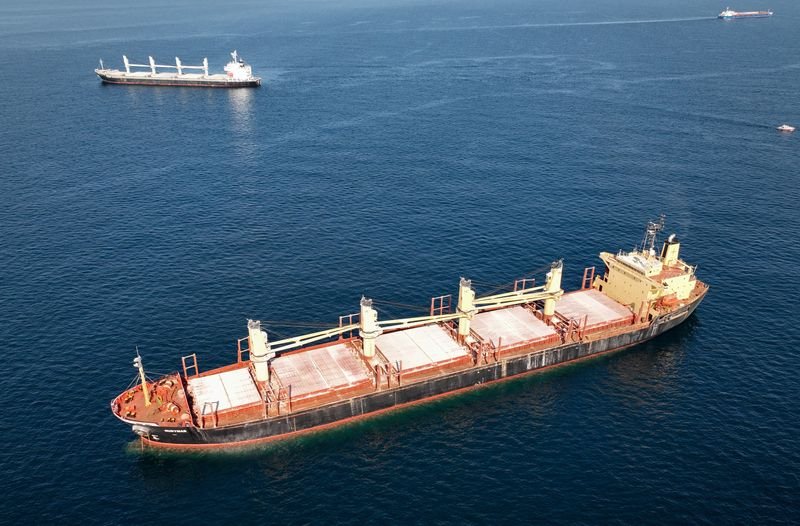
[640,214,665,255]
[133,348,151,407]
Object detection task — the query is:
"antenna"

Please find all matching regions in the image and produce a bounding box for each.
[640,214,665,254]
[99,58,104,69]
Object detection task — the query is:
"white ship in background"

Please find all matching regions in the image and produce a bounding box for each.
[95,50,261,88]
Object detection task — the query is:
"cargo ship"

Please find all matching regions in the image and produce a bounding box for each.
[112,217,708,449]
[95,50,261,88]
[718,7,773,19]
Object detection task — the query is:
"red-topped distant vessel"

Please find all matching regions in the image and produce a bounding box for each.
[112,216,708,449]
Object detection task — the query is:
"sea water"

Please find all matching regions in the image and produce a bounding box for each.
[1,0,798,522]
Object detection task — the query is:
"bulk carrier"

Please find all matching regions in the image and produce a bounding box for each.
[95,50,260,88]
[112,217,708,449]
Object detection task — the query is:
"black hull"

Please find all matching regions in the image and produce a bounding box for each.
[134,293,705,448]
[97,74,260,88]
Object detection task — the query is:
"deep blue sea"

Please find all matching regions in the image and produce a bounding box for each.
[1,0,799,523]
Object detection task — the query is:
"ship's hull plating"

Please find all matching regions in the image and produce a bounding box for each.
[97,73,260,88]
[134,293,705,448]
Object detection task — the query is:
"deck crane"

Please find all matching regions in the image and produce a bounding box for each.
[251,261,564,361]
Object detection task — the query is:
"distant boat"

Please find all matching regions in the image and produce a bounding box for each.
[776,124,796,133]
[718,7,773,19]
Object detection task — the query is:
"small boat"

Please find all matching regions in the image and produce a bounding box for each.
[776,124,795,133]
[718,7,773,19]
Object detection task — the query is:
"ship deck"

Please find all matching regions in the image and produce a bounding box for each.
[555,289,635,332]
[111,373,193,427]
[376,324,470,374]
[270,342,373,404]
[114,284,706,432]
[101,70,235,81]
[470,305,560,355]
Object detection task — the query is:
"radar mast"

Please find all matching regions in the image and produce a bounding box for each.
[641,214,665,255]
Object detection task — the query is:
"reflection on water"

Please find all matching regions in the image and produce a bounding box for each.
[228,88,254,131]
[227,88,257,161]
[117,86,261,161]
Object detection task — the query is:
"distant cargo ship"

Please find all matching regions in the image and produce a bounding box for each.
[112,216,708,449]
[718,7,773,19]
[95,50,261,88]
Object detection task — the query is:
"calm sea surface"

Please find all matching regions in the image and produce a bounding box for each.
[1,0,799,523]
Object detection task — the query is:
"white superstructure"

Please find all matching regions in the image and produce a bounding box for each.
[223,50,256,81]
